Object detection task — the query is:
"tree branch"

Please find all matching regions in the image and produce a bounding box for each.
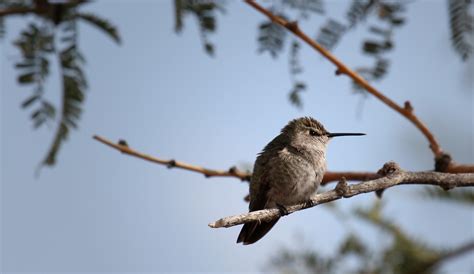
[0,0,88,17]
[244,0,474,173]
[0,7,36,17]
[434,241,474,266]
[93,135,252,181]
[93,135,383,185]
[209,162,474,228]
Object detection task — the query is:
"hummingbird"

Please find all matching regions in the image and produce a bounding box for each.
[237,117,365,245]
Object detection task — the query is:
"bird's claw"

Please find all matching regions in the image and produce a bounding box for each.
[276,203,289,216]
[304,200,315,208]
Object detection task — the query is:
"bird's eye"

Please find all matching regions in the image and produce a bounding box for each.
[309,129,318,136]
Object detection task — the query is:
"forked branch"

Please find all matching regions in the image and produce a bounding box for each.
[244,0,473,173]
[209,162,474,228]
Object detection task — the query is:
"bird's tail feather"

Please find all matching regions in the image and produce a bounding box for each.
[236,218,279,245]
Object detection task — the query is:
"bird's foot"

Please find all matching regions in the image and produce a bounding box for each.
[276,203,289,216]
[304,199,315,208]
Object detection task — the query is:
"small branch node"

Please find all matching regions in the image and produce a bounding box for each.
[435,153,452,172]
[378,161,401,176]
[118,139,128,147]
[335,177,348,196]
[404,100,413,112]
[167,159,177,169]
[228,166,237,174]
[335,68,343,76]
[286,20,299,31]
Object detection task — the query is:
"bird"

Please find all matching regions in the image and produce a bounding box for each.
[237,117,365,245]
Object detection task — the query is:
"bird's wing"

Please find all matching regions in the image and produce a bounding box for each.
[238,152,282,245]
[249,151,285,211]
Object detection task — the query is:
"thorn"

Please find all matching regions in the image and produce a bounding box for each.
[286,21,298,31]
[335,177,348,196]
[118,139,128,147]
[375,189,385,198]
[335,68,343,76]
[244,194,250,202]
[167,159,176,169]
[404,101,413,112]
[228,166,237,174]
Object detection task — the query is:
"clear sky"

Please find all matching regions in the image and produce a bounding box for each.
[1,0,473,273]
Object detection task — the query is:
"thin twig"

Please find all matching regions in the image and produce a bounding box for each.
[244,0,474,173]
[93,135,252,181]
[93,135,381,184]
[209,162,474,228]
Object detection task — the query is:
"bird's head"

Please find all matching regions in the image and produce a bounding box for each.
[282,117,365,152]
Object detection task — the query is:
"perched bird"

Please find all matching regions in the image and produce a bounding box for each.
[237,117,364,245]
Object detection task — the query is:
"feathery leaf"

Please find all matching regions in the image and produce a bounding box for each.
[448,0,473,60]
[76,12,121,44]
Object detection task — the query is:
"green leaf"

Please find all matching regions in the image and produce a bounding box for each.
[15,61,35,69]
[316,19,346,50]
[174,0,184,32]
[18,72,35,83]
[257,15,288,58]
[42,101,56,118]
[21,94,40,108]
[204,43,214,55]
[14,22,53,127]
[346,0,377,28]
[339,234,367,256]
[174,0,225,56]
[76,12,121,44]
[0,16,5,39]
[448,0,473,60]
[42,42,85,167]
[288,81,306,108]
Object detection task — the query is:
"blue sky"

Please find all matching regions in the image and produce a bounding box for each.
[1,0,473,272]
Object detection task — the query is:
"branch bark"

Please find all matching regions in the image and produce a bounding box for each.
[243,0,474,173]
[209,162,474,228]
[93,135,382,184]
[93,135,252,181]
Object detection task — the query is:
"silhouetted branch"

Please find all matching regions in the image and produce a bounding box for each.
[209,162,474,228]
[244,0,474,173]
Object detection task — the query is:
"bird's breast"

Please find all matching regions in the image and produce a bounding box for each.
[268,150,325,206]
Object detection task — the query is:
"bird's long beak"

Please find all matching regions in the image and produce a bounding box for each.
[327,132,366,137]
